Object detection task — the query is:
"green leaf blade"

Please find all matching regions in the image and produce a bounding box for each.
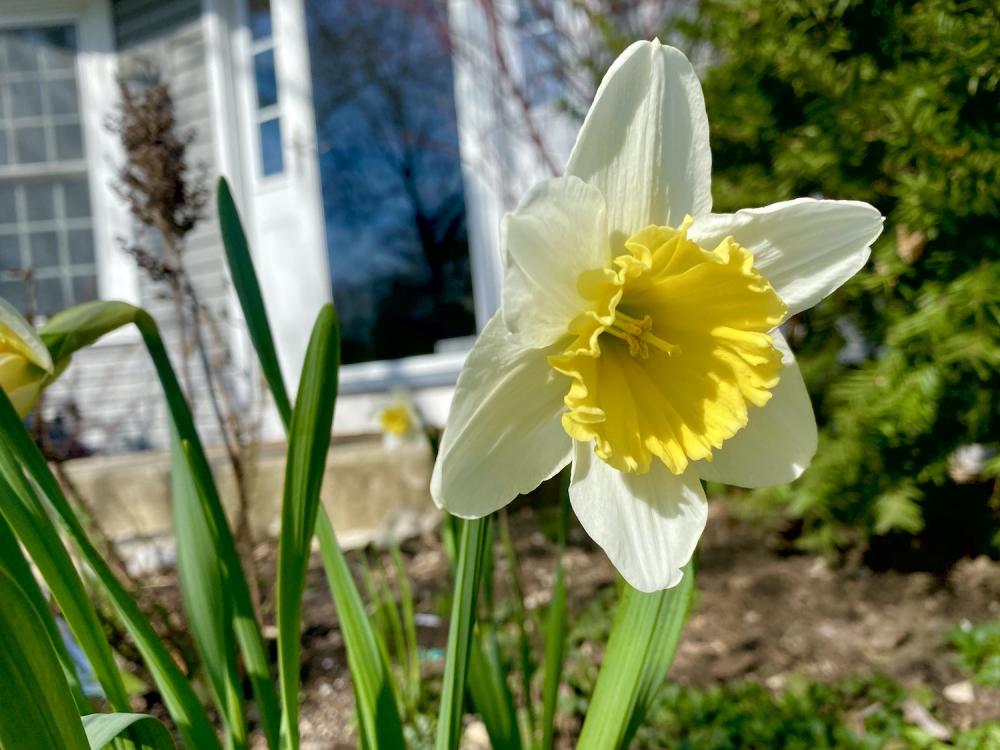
[436,516,492,750]
[576,563,695,750]
[0,388,221,750]
[217,182,405,747]
[82,713,178,750]
[0,439,130,713]
[276,304,341,750]
[0,566,90,750]
[216,177,292,425]
[171,436,248,750]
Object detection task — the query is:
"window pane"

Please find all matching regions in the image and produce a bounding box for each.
[62,177,91,219]
[47,78,79,116]
[54,123,83,160]
[5,35,41,73]
[25,183,55,222]
[71,273,97,304]
[39,27,76,71]
[29,231,59,269]
[254,49,278,109]
[305,0,476,364]
[34,277,64,316]
[67,228,94,265]
[0,234,21,269]
[10,81,44,119]
[14,126,47,163]
[0,280,27,311]
[0,185,16,225]
[0,28,90,318]
[259,117,283,176]
[248,0,274,41]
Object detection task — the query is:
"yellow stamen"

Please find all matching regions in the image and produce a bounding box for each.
[605,310,680,359]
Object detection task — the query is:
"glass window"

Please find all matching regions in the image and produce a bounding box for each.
[305,0,476,365]
[0,26,97,318]
[259,118,283,176]
[47,77,79,116]
[0,234,20,268]
[254,50,278,109]
[14,126,47,163]
[248,0,282,177]
[248,0,274,41]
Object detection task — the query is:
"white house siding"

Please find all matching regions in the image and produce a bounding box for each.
[42,0,242,454]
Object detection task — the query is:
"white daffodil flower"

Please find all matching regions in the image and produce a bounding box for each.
[431,40,884,591]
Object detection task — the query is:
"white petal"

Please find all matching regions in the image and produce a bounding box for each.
[431,313,571,517]
[501,176,611,347]
[569,441,707,592]
[696,331,817,488]
[566,40,712,242]
[689,198,884,317]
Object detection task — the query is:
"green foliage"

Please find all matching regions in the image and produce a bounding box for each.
[634,676,1000,750]
[949,620,1000,688]
[673,0,1000,556]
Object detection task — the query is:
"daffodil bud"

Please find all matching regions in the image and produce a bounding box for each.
[0,298,53,417]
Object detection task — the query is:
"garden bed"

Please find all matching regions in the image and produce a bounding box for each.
[131,501,1000,749]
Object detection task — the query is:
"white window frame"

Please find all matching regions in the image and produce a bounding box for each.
[0,0,140,346]
[1,0,141,343]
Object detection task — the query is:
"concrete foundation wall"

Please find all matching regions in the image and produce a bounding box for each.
[62,436,438,573]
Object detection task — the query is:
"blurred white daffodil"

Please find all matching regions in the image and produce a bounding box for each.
[431,40,883,591]
[0,297,53,417]
[377,387,424,451]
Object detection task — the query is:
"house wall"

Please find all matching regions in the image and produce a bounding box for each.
[42,0,243,453]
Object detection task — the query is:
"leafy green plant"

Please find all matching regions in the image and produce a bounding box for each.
[949,620,1000,688]
[673,0,1000,558]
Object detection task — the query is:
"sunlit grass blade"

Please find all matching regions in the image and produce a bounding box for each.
[0,565,90,750]
[276,304,340,750]
[134,311,280,749]
[369,559,408,709]
[575,563,696,750]
[540,477,571,750]
[539,563,567,750]
[42,300,280,749]
[465,521,521,750]
[389,543,421,712]
[0,388,221,750]
[316,514,407,749]
[0,437,129,713]
[82,714,177,749]
[467,635,522,750]
[497,509,535,738]
[0,499,91,712]
[216,177,292,425]
[171,436,247,750]
[217,182,406,747]
[436,516,492,750]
